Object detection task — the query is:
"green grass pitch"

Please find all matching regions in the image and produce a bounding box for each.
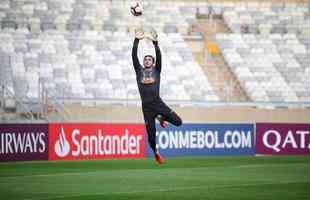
[0,156,309,200]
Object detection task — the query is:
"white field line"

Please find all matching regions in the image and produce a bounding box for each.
[2,162,309,179]
[23,180,310,200]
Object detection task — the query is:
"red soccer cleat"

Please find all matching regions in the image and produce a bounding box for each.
[154,152,165,165]
[160,120,168,128]
[157,115,168,128]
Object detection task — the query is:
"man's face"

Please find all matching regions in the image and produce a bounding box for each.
[143,56,154,68]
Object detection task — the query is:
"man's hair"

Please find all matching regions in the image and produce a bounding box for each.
[144,55,155,63]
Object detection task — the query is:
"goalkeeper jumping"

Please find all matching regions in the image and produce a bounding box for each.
[132,28,182,165]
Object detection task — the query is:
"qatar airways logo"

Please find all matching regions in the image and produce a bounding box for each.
[53,126,143,158]
[262,129,310,152]
[0,132,46,154]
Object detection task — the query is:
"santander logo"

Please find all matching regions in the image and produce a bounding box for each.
[49,124,145,160]
[54,127,70,157]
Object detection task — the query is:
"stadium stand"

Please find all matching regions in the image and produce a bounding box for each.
[214,2,310,103]
[1,30,217,102]
[0,0,309,122]
[222,2,310,34]
[216,33,310,102]
[0,0,196,34]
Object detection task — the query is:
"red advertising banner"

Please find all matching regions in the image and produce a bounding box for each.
[49,123,145,160]
[256,123,310,155]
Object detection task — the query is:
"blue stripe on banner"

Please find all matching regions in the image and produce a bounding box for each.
[147,123,255,157]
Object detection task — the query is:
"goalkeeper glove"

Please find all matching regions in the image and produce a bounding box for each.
[148,27,158,41]
[135,27,144,40]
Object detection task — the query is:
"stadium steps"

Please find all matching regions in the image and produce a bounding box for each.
[210,54,250,102]
[196,18,250,102]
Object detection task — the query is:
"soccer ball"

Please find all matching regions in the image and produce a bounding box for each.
[130,1,143,16]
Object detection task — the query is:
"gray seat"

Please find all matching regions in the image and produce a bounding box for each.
[1,19,17,29]
[163,24,178,34]
[13,77,29,99]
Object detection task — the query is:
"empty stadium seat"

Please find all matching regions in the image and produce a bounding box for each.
[217,33,310,102]
[0,29,218,104]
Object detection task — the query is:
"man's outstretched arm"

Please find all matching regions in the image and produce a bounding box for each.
[132,38,141,73]
[153,40,162,72]
[148,28,162,72]
[132,28,144,73]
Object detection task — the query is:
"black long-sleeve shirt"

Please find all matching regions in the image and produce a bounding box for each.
[132,38,162,103]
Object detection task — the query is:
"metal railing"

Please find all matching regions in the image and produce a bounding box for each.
[0,84,35,121]
[39,79,72,121]
[49,96,310,109]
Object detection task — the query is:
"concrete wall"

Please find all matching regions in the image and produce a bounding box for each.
[63,105,310,123]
